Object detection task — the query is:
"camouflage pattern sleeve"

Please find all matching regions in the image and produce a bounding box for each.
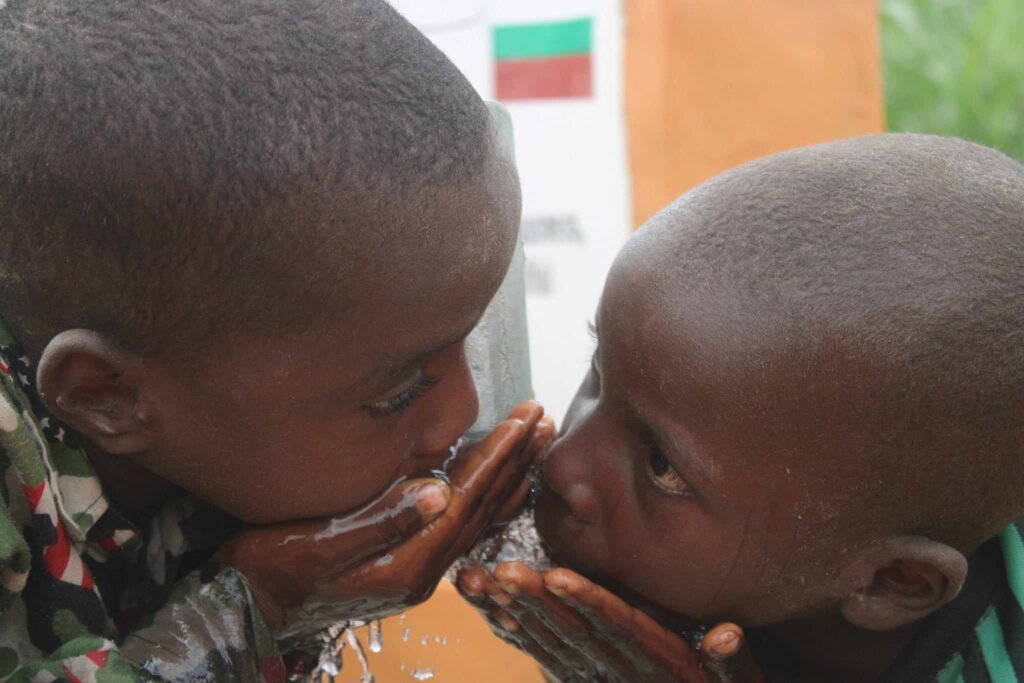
[0,323,286,683]
[0,565,283,683]
[119,565,285,683]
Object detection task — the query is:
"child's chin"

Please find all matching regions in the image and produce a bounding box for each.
[534,490,703,634]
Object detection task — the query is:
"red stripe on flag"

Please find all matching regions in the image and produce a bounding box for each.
[0,360,9,376]
[495,53,592,101]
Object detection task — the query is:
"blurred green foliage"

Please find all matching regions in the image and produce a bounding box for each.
[881,0,1024,162]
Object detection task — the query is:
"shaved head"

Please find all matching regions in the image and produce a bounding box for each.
[622,134,1024,549]
[0,0,514,356]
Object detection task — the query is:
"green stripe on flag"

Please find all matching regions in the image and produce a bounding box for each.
[1000,525,1024,612]
[494,18,592,60]
[976,606,1019,682]
[937,652,966,683]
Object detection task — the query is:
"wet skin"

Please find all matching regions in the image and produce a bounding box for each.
[126,144,523,525]
[220,402,556,638]
[454,243,909,681]
[534,241,833,629]
[517,232,945,680]
[38,139,564,636]
[458,561,764,683]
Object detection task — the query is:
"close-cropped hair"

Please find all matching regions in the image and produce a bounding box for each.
[0,0,493,356]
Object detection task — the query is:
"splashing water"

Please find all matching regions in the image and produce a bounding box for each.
[411,668,436,680]
[346,628,374,683]
[446,506,551,581]
[430,438,464,484]
[313,622,349,678]
[311,620,380,682]
[368,620,384,653]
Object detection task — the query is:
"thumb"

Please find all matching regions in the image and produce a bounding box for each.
[700,623,765,683]
[322,477,451,563]
[364,477,452,545]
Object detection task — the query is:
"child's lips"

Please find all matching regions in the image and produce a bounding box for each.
[534,486,603,569]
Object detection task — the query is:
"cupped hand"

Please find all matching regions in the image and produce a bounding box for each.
[217,401,555,640]
[457,563,765,683]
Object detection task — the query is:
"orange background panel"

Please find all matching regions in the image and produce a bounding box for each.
[334,581,546,683]
[625,0,884,227]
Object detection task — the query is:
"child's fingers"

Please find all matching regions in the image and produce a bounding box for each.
[332,477,451,558]
[375,411,536,559]
[544,569,703,682]
[455,566,490,598]
[327,408,542,605]
[434,422,542,567]
[490,575,593,677]
[495,563,635,680]
[492,477,534,525]
[492,415,553,523]
[699,624,766,683]
[457,567,572,676]
[449,409,537,495]
[443,402,541,534]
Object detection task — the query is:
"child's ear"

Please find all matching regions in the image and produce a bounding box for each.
[36,329,157,454]
[839,536,967,631]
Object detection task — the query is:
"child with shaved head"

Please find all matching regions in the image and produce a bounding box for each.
[461,134,1024,683]
[0,1,556,681]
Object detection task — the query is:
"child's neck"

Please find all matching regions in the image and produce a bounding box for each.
[88,447,178,520]
[754,615,921,683]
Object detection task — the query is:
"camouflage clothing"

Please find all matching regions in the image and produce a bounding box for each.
[0,320,284,682]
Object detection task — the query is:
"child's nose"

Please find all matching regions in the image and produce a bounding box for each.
[542,436,602,525]
[413,346,479,457]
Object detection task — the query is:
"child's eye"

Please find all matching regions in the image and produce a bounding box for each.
[645,447,689,495]
[364,371,439,418]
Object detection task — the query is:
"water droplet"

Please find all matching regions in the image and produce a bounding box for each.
[402,627,412,642]
[368,620,384,653]
[447,508,551,582]
[420,636,429,646]
[347,627,374,683]
[411,668,436,680]
[433,635,443,645]
[313,623,347,677]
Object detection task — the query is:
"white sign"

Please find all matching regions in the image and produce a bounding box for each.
[396,0,632,421]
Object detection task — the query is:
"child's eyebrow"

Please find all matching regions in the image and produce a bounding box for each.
[631,397,714,485]
[370,324,477,388]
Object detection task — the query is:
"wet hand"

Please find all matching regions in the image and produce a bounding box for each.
[457,563,764,683]
[217,401,554,640]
